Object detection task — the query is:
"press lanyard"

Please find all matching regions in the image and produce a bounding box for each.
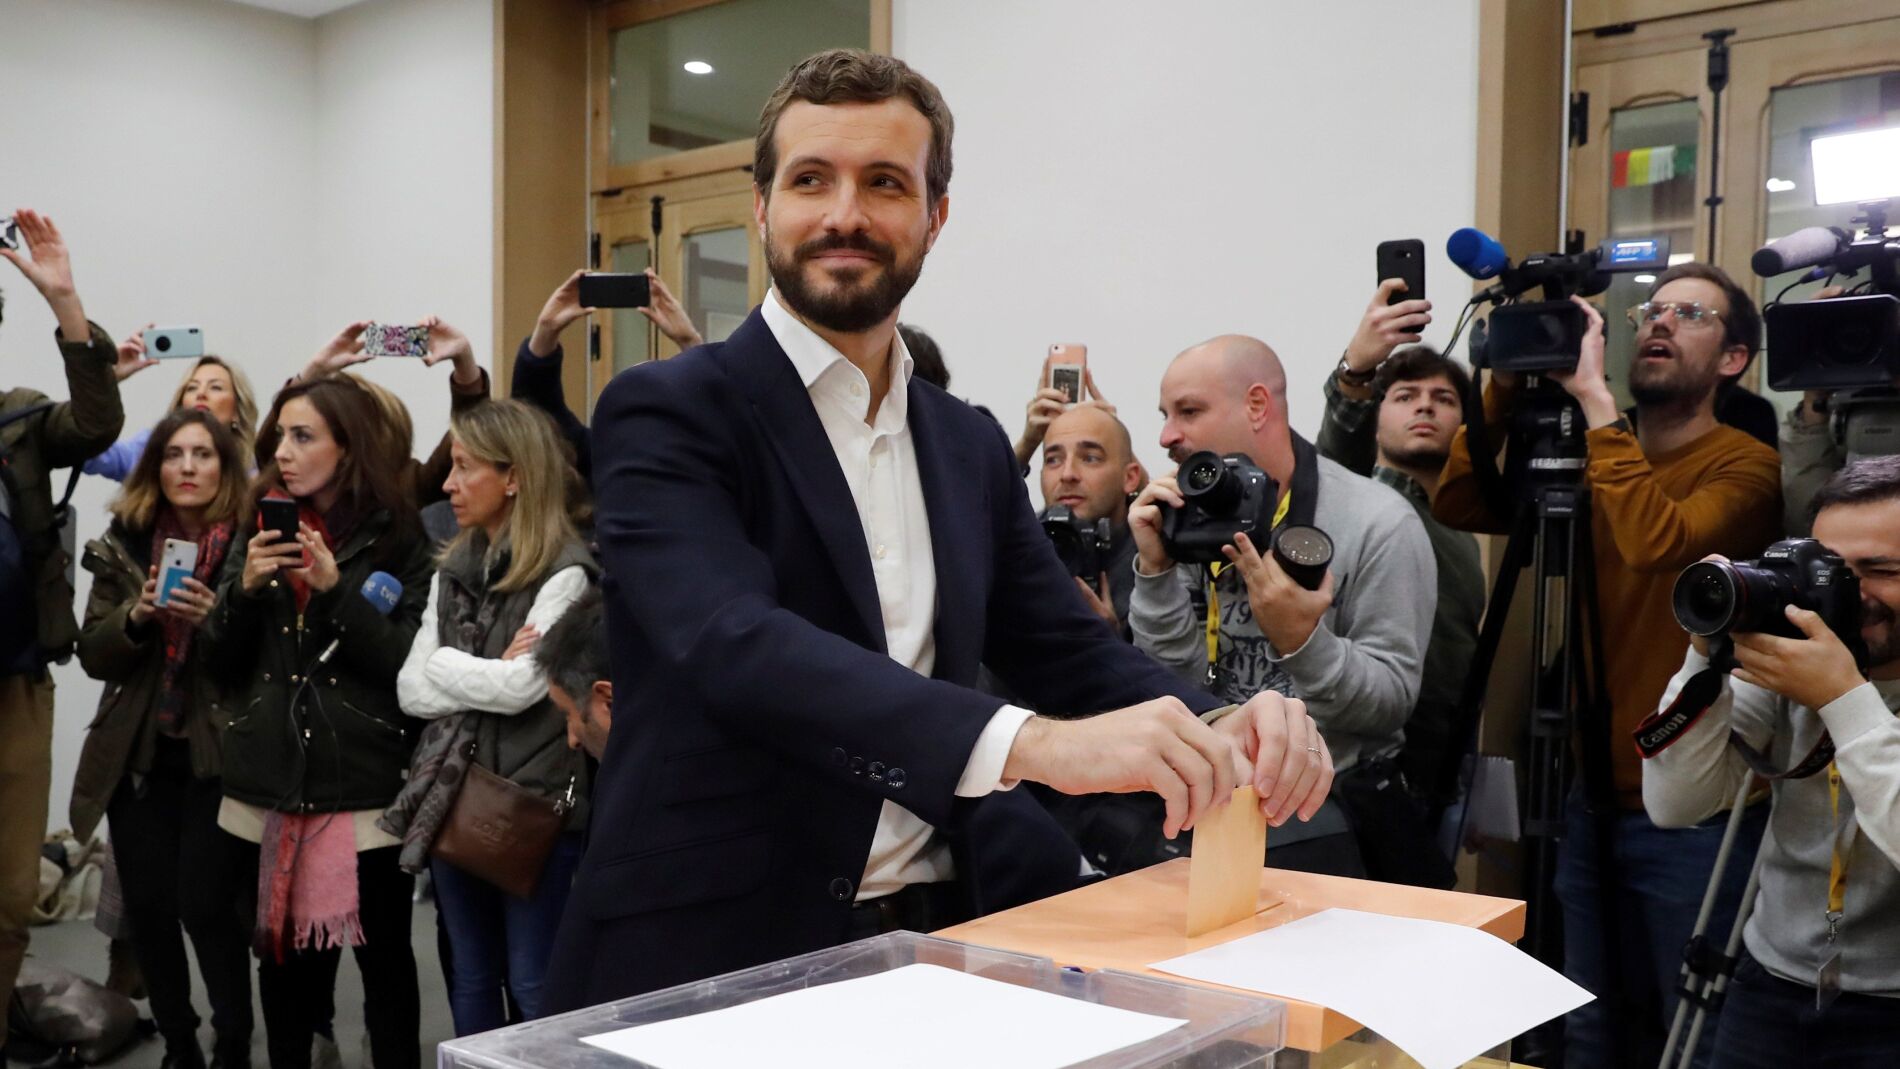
[1827,761,1848,943]
[1204,490,1294,668]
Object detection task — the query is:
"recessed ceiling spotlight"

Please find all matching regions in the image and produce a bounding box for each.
[683,60,714,75]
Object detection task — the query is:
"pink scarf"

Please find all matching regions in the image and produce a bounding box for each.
[256,810,362,963]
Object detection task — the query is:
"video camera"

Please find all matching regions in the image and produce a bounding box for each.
[1039,505,1113,586]
[1448,228,1671,372]
[1157,451,1332,587]
[1672,538,1863,670]
[1753,204,1900,392]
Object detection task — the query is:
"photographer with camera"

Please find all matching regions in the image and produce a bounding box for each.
[1128,335,1437,879]
[1320,281,1484,806]
[1642,456,1900,1067]
[1039,403,1144,638]
[1435,263,1782,1068]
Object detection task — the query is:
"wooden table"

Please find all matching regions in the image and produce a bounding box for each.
[938,859,1526,1054]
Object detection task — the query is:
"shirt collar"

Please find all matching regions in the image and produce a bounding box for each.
[762,288,914,407]
[1372,464,1428,505]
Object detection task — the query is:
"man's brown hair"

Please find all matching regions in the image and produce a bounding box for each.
[754,49,954,206]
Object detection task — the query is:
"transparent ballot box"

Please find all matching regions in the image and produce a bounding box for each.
[437,931,1287,1069]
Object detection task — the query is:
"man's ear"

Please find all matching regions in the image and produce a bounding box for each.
[922,194,951,255]
[1718,345,1751,380]
[1245,383,1275,429]
[591,679,613,707]
[1121,461,1144,497]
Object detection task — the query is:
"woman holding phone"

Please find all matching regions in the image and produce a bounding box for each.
[71,408,254,1069]
[85,353,260,481]
[201,376,434,1069]
[384,399,595,1035]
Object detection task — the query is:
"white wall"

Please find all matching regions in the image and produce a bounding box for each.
[0,0,491,835]
[892,0,1482,491]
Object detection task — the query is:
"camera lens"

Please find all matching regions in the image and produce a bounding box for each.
[154,334,171,353]
[1177,451,1241,515]
[1673,563,1740,636]
[1272,525,1333,591]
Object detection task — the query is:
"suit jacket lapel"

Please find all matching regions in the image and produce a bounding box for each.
[908,387,979,681]
[727,311,886,653]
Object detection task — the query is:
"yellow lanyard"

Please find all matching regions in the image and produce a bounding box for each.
[1828,762,1848,936]
[1204,490,1294,667]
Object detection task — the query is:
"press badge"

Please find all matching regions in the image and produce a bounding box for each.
[1816,936,1842,1011]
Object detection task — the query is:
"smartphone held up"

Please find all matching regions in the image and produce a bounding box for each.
[1048,343,1088,406]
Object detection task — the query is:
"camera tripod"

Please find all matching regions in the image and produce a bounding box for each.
[1430,365,1631,1068]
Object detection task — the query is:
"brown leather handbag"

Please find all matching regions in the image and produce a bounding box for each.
[431,760,576,899]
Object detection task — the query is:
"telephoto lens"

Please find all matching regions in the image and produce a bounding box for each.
[1672,559,1787,636]
[1271,524,1333,591]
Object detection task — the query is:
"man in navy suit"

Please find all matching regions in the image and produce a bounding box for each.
[546,49,1337,1009]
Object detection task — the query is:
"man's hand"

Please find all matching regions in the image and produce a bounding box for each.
[300,321,373,383]
[640,269,704,351]
[1074,574,1119,633]
[1003,699,1243,839]
[1730,605,1864,711]
[1014,386,1069,469]
[1212,691,1334,827]
[1128,475,1182,577]
[1223,531,1333,654]
[420,315,483,387]
[1343,280,1433,378]
[1549,296,1621,428]
[529,270,590,358]
[113,323,159,382]
[1,209,89,341]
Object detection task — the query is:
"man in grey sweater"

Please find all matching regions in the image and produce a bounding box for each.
[1643,456,1900,1067]
[1129,335,1435,878]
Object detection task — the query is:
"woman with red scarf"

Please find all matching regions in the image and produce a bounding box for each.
[71,408,253,1069]
[201,376,434,1069]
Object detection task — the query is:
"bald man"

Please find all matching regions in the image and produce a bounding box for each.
[1040,403,1145,637]
[1126,335,1442,881]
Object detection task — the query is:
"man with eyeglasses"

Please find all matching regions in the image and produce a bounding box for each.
[1435,263,1783,1069]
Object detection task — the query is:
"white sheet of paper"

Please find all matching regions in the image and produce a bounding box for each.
[581,963,1189,1069]
[1150,909,1591,1069]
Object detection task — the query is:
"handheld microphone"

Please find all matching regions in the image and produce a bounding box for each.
[316,571,403,665]
[1447,227,1512,280]
[1752,226,1850,277]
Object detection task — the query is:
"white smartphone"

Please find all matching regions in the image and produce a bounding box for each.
[144,326,205,360]
[1048,343,1088,406]
[157,538,199,608]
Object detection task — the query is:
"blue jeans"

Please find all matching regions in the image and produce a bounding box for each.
[431,833,583,1036]
[1553,793,1767,1069]
[1711,953,1900,1068]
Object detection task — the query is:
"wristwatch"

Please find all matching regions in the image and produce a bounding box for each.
[1336,353,1378,387]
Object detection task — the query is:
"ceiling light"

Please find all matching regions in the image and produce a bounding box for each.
[1633,274,1657,284]
[683,60,713,75]
[1765,177,1797,193]
[1811,125,1900,205]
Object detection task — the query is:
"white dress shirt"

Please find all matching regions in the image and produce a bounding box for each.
[760,290,1033,900]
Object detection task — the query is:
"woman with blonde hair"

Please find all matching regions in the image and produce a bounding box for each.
[84,354,260,481]
[71,409,256,1069]
[385,398,595,1035]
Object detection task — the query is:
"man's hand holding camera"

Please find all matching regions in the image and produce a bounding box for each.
[1224,531,1333,654]
[1128,475,1182,576]
[1731,605,1864,712]
[1550,296,1623,429]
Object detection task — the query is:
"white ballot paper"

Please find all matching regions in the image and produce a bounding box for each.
[581,963,1189,1069]
[1150,909,1592,1069]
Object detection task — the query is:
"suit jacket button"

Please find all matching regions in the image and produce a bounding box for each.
[848,756,865,776]
[831,747,848,768]
[867,761,886,784]
[829,877,854,901]
[887,768,907,789]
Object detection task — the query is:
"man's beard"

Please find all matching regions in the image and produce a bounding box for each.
[1863,597,1900,666]
[1628,357,1719,409]
[766,228,925,333]
[1383,440,1451,471]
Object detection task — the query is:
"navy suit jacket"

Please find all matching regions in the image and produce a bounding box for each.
[546,309,1220,1009]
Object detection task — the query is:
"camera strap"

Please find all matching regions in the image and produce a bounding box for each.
[1632,658,1835,780]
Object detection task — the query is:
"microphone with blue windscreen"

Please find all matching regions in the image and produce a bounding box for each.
[1447,227,1512,280]
[316,571,403,665]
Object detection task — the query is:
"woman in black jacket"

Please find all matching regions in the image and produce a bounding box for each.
[202,376,433,1069]
[72,409,253,1069]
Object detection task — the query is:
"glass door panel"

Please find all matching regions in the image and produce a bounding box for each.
[1603,99,1701,410]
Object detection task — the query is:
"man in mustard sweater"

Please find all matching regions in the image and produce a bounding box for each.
[1435,264,1782,1069]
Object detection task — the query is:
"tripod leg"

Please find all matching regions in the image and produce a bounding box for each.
[1660,775,1755,1069]
[1678,843,1765,1069]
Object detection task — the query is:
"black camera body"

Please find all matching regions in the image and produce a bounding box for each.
[1159,451,1278,565]
[1672,538,1864,669]
[1039,505,1113,585]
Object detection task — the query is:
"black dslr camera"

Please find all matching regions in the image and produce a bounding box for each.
[1159,451,1276,565]
[1039,505,1113,585]
[1672,538,1864,669]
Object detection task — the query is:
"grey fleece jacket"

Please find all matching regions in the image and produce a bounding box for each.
[1128,453,1436,771]
[1645,649,1900,997]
